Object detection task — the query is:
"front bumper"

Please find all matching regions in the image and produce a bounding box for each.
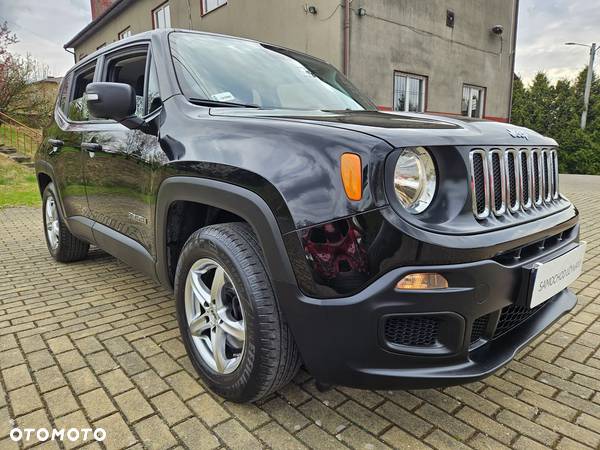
[277,236,579,389]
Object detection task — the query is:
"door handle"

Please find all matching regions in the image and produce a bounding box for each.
[48,139,64,147]
[81,142,103,152]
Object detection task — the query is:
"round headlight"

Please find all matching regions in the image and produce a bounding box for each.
[393,147,436,214]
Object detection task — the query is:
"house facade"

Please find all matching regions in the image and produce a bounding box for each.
[65,0,518,122]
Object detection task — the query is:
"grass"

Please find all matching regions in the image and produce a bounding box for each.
[0,156,40,208]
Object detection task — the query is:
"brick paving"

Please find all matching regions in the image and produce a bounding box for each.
[1,174,599,450]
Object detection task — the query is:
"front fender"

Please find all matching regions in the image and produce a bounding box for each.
[155,176,301,295]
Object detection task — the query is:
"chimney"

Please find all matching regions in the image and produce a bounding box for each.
[90,0,115,20]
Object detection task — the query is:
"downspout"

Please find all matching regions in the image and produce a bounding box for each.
[508,0,519,123]
[64,48,76,64]
[343,0,351,75]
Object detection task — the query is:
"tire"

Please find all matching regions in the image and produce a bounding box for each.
[42,183,89,262]
[174,222,301,402]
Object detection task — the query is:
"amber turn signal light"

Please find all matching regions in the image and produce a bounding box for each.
[396,273,449,290]
[340,153,362,201]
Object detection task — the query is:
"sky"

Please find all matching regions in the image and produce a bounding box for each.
[0,0,598,85]
[0,0,90,76]
[515,0,599,85]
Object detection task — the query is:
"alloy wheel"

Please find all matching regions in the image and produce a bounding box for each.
[184,258,246,374]
[45,197,60,250]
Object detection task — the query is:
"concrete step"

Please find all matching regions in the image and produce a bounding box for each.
[0,146,17,154]
[9,153,31,163]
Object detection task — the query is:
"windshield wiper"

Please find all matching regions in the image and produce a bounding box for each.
[188,98,260,108]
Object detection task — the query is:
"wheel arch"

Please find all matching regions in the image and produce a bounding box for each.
[155,177,299,295]
[35,162,70,224]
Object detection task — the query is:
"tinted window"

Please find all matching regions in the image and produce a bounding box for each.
[56,74,72,115]
[146,58,161,115]
[68,64,96,121]
[169,32,375,111]
[104,51,147,117]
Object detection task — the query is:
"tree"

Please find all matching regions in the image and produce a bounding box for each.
[0,22,53,125]
[511,69,600,175]
[0,21,19,111]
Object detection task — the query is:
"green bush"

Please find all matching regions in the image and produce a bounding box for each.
[511,69,600,175]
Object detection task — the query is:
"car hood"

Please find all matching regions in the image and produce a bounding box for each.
[209,109,557,147]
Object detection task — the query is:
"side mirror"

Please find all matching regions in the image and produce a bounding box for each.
[85,82,143,129]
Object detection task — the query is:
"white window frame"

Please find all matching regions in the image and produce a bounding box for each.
[462,84,486,118]
[153,2,171,29]
[202,0,227,15]
[393,72,427,113]
[118,28,132,40]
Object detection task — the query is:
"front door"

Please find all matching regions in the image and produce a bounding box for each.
[49,63,98,219]
[82,45,165,257]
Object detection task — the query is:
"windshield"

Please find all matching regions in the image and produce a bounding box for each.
[169,32,376,111]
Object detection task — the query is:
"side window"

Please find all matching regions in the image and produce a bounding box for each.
[104,50,148,118]
[68,64,96,121]
[146,58,161,115]
[56,73,72,115]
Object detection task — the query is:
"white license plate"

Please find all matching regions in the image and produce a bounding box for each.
[529,242,586,308]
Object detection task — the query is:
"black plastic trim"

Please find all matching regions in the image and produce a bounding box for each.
[155,176,298,292]
[92,221,157,280]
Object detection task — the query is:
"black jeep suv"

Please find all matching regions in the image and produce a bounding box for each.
[36,29,585,402]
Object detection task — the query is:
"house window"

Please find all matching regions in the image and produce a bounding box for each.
[153,2,171,28]
[461,85,485,118]
[118,28,132,40]
[202,0,227,15]
[394,72,426,112]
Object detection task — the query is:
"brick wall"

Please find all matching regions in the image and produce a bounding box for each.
[91,0,115,20]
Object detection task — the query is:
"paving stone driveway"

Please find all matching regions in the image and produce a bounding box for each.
[1,174,599,450]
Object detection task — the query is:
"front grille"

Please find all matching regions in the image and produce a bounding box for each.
[469,147,559,219]
[506,150,519,211]
[384,316,439,347]
[520,151,531,207]
[493,226,576,265]
[470,315,489,343]
[470,151,488,218]
[493,302,546,338]
[468,299,552,349]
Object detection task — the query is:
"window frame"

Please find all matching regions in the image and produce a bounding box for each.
[461,84,486,118]
[99,43,160,120]
[55,73,73,118]
[152,1,171,29]
[144,52,163,117]
[200,0,227,16]
[118,27,132,40]
[393,71,428,113]
[64,60,100,123]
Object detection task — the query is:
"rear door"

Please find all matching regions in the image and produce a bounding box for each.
[82,44,165,256]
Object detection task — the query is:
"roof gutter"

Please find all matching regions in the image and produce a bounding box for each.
[64,0,131,49]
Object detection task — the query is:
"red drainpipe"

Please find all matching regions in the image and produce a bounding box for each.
[343,0,350,75]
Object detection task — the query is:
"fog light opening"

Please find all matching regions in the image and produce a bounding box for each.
[396,273,448,290]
